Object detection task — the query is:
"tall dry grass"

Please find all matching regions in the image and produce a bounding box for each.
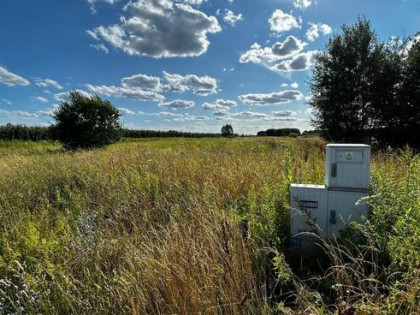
[0,138,418,314]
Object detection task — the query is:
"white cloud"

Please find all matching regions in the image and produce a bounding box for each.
[239,37,313,73]
[121,74,161,90]
[239,90,304,106]
[306,23,332,41]
[240,36,306,64]
[182,0,205,5]
[0,106,59,118]
[162,72,218,96]
[269,9,301,33]
[54,90,93,102]
[90,43,110,54]
[293,0,311,9]
[203,99,237,112]
[30,96,49,103]
[271,35,306,58]
[0,66,30,87]
[159,99,195,109]
[1,98,12,105]
[88,0,221,58]
[86,84,166,102]
[87,0,119,13]
[223,10,243,26]
[118,107,135,115]
[290,82,299,89]
[84,71,217,104]
[157,111,184,118]
[35,78,63,89]
[235,111,268,118]
[272,110,296,117]
[271,51,318,72]
[240,43,281,64]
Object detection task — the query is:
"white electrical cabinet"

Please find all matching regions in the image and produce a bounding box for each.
[325,144,370,190]
[290,144,371,250]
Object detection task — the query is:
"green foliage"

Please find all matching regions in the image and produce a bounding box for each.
[257,128,301,137]
[221,124,234,137]
[310,18,420,148]
[50,91,122,150]
[0,124,51,141]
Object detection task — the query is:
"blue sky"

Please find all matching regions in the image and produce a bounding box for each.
[0,0,419,134]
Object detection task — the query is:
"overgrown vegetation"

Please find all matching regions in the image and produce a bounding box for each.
[0,137,418,313]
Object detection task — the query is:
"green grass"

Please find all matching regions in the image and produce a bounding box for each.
[0,137,418,314]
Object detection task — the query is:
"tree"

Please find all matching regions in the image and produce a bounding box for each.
[221,124,234,137]
[398,35,420,148]
[51,91,122,150]
[309,18,391,143]
[309,18,420,149]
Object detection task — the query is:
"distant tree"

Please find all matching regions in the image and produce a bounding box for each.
[221,124,234,137]
[51,91,122,150]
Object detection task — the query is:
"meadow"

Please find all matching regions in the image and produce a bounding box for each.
[0,137,419,314]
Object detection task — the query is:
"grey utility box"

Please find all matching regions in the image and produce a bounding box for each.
[290,144,370,250]
[325,144,370,190]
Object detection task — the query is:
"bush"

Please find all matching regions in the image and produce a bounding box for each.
[51,91,122,150]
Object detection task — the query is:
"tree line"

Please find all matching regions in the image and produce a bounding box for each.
[0,123,221,142]
[310,18,420,148]
[257,128,301,137]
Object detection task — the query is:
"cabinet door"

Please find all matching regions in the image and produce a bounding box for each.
[290,186,328,239]
[327,190,368,238]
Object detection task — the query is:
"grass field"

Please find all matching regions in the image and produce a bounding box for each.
[0,137,419,314]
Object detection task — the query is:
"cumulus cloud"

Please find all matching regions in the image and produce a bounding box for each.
[269,9,301,33]
[121,74,161,90]
[271,51,318,72]
[203,99,237,111]
[306,23,332,41]
[240,43,281,64]
[293,0,311,9]
[84,71,217,103]
[272,35,306,58]
[272,110,296,117]
[88,0,221,58]
[235,111,268,118]
[0,66,30,87]
[86,84,165,102]
[159,99,195,109]
[240,36,308,71]
[223,9,243,26]
[35,78,63,89]
[239,90,304,106]
[162,72,217,95]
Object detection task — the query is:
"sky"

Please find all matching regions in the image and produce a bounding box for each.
[0,0,419,134]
